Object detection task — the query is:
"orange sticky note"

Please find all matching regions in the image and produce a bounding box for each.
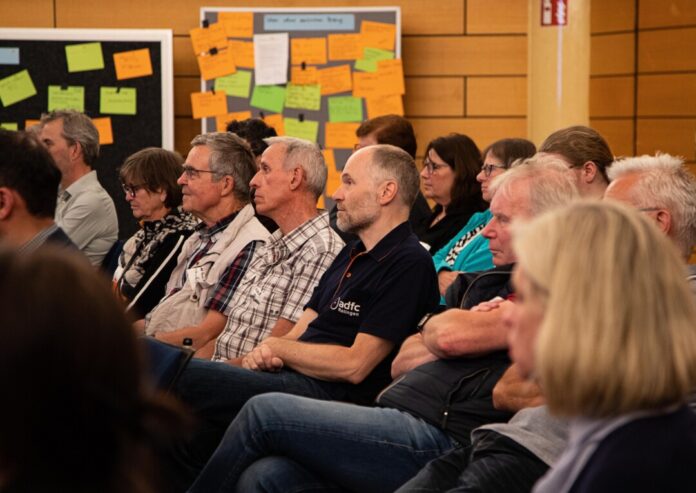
[25,119,40,129]
[325,122,359,149]
[218,12,254,38]
[316,194,325,210]
[317,64,352,96]
[328,33,363,61]
[322,148,336,169]
[190,23,228,55]
[377,59,405,95]
[366,94,404,119]
[360,21,396,51]
[216,110,252,132]
[190,90,228,119]
[291,37,327,65]
[91,117,113,145]
[325,160,342,196]
[352,71,382,98]
[291,66,318,85]
[197,50,236,80]
[228,40,255,68]
[262,113,284,136]
[113,48,153,80]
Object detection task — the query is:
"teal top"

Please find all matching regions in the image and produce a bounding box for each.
[433,209,493,274]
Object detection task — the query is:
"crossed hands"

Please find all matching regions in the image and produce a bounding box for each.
[241,339,284,372]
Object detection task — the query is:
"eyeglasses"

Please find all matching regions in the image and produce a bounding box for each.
[182,165,219,179]
[422,158,450,175]
[121,182,144,198]
[480,164,507,177]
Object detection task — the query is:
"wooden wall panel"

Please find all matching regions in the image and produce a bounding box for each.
[591,0,635,34]
[174,117,200,156]
[589,119,634,157]
[404,78,465,117]
[591,33,635,76]
[173,36,198,77]
[590,76,634,117]
[636,119,696,162]
[174,77,198,118]
[0,0,54,27]
[466,77,526,116]
[639,27,696,73]
[410,118,527,156]
[638,74,696,116]
[403,36,526,76]
[639,0,696,29]
[466,0,527,34]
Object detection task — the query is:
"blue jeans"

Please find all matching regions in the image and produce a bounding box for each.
[187,392,457,493]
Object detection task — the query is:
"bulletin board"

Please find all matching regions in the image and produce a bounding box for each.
[0,28,174,239]
[196,7,402,206]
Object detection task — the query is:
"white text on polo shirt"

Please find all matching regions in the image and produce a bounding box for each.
[330,297,361,317]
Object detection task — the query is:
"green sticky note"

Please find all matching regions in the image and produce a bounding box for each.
[250,85,286,113]
[285,84,321,111]
[48,85,85,112]
[354,47,395,72]
[65,42,105,73]
[0,69,37,107]
[284,117,319,143]
[214,70,252,98]
[328,96,364,122]
[100,87,137,115]
[0,123,18,130]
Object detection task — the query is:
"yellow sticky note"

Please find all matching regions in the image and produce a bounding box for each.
[190,23,228,55]
[377,59,405,95]
[48,85,85,112]
[328,33,363,61]
[190,90,228,119]
[0,123,18,131]
[291,38,327,65]
[291,66,318,85]
[325,122,359,149]
[197,50,236,80]
[228,40,255,68]
[216,111,253,132]
[113,48,153,80]
[317,194,325,210]
[0,69,36,107]
[360,21,397,51]
[218,12,254,38]
[263,113,284,136]
[366,94,404,119]
[91,117,113,145]
[25,119,40,129]
[100,87,137,115]
[317,64,352,96]
[65,42,104,73]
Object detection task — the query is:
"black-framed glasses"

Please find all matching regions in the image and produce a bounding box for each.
[182,165,219,179]
[423,158,450,175]
[481,164,507,177]
[121,182,144,198]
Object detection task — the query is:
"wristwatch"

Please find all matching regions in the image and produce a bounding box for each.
[417,312,435,333]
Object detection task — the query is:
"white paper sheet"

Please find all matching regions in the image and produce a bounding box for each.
[253,33,289,85]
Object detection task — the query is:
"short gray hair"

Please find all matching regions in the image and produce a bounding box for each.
[368,144,420,208]
[264,137,326,198]
[490,155,579,216]
[190,132,256,203]
[40,110,99,166]
[608,153,696,256]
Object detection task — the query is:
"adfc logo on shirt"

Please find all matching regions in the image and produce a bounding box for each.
[330,297,361,317]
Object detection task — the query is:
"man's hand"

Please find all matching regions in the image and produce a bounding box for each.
[470,296,505,312]
[242,342,284,372]
[438,270,460,297]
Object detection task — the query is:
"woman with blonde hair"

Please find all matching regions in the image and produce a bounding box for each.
[505,201,696,492]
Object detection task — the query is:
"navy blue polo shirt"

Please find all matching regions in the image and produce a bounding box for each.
[301,221,440,403]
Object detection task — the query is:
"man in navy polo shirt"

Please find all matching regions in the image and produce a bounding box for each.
[163,144,439,490]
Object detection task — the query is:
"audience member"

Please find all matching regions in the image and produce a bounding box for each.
[38,109,118,265]
[417,133,487,254]
[0,129,77,253]
[434,138,536,296]
[113,147,198,319]
[0,248,187,493]
[225,118,278,164]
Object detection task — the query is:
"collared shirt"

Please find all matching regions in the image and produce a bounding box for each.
[213,212,343,360]
[55,170,118,266]
[18,223,77,255]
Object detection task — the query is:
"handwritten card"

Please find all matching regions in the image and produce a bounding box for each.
[360,20,397,51]
[285,84,321,111]
[291,37,327,65]
[197,49,236,80]
[355,47,394,72]
[91,117,113,145]
[218,11,254,38]
[291,65,318,85]
[262,113,285,135]
[229,40,255,68]
[328,33,362,60]
[366,94,404,119]
[325,122,359,149]
[284,117,319,143]
[328,96,363,122]
[100,87,137,115]
[215,70,252,98]
[190,90,228,119]
[254,33,289,85]
[317,64,352,96]
[113,48,153,80]
[352,71,381,99]
[250,85,286,113]
[376,59,405,95]
[48,86,85,112]
[190,23,228,55]
[0,69,37,107]
[65,42,104,72]
[216,111,252,132]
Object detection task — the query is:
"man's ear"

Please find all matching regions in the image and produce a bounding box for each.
[219,175,235,197]
[654,208,673,237]
[289,166,304,191]
[581,161,599,184]
[0,188,16,220]
[69,141,83,163]
[378,180,398,206]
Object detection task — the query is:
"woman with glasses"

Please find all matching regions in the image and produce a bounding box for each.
[433,138,536,297]
[114,147,198,318]
[416,134,487,255]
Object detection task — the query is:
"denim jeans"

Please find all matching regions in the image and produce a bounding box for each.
[187,392,457,493]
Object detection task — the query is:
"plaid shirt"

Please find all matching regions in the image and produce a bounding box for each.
[212,212,343,360]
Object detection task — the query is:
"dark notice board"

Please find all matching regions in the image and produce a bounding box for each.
[0,29,173,239]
